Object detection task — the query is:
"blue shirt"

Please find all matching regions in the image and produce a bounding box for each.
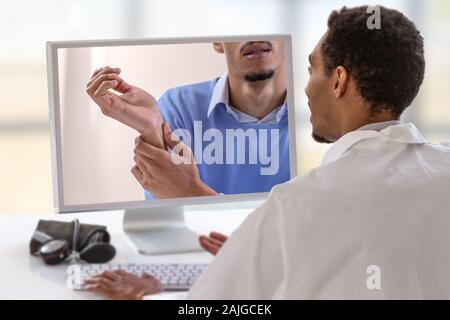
[145,74,290,200]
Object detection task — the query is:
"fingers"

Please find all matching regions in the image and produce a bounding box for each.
[162,123,194,164]
[85,276,114,287]
[198,232,228,256]
[85,273,116,297]
[132,154,158,192]
[203,234,225,247]
[88,66,120,84]
[114,78,132,94]
[163,123,179,149]
[135,128,191,165]
[85,283,113,298]
[199,235,222,256]
[163,123,187,155]
[87,66,133,99]
[141,272,156,279]
[94,79,118,97]
[134,139,168,161]
[87,73,122,97]
[90,67,106,79]
[90,66,118,78]
[131,165,144,183]
[134,136,170,165]
[115,269,133,277]
[133,154,151,173]
[199,240,220,255]
[210,232,228,242]
[135,136,142,146]
[85,270,123,287]
[85,270,146,300]
[100,270,122,281]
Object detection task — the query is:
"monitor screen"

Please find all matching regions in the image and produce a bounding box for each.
[47,35,297,212]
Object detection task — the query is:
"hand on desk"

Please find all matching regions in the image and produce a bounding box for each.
[85,270,163,300]
[86,66,165,149]
[132,123,218,198]
[86,231,228,300]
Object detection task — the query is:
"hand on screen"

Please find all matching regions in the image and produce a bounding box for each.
[86,66,164,149]
[199,232,228,256]
[85,270,163,300]
[131,123,218,198]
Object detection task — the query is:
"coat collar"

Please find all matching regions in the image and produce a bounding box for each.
[321,123,428,166]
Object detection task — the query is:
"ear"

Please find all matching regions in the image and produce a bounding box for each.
[333,66,349,98]
[213,42,225,54]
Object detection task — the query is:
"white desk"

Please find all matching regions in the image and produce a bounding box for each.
[0,209,251,299]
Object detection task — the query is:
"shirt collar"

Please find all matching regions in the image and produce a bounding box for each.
[207,73,229,118]
[207,73,287,124]
[356,120,402,132]
[321,122,428,166]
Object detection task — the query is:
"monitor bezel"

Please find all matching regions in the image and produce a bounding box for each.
[46,34,298,213]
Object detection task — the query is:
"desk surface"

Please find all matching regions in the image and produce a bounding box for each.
[0,209,251,299]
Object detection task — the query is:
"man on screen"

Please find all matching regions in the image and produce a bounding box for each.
[86,40,290,201]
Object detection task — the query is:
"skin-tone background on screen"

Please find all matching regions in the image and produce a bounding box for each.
[58,43,227,206]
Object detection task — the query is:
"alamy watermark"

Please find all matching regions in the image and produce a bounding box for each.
[367,6,381,30]
[169,121,280,176]
[366,265,382,290]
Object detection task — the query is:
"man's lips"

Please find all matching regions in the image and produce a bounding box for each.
[243,50,271,60]
[241,42,273,60]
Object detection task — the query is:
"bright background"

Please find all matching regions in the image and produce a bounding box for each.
[1,0,449,213]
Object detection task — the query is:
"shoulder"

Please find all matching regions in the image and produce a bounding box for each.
[270,167,328,204]
[267,159,353,218]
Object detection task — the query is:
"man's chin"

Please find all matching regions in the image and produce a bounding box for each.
[244,69,275,82]
[312,133,334,144]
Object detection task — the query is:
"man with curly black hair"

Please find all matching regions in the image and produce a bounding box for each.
[307,5,425,144]
[88,6,450,300]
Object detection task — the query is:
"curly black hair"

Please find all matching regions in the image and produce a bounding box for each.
[321,6,425,117]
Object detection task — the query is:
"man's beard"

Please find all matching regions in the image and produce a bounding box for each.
[312,133,334,144]
[244,69,275,82]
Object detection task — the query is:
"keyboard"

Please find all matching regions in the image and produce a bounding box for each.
[66,263,209,291]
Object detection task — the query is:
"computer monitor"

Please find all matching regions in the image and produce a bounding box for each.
[46,35,297,254]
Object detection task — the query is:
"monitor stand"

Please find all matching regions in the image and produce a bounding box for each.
[122,206,202,255]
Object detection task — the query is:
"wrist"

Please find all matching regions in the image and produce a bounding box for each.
[140,111,165,149]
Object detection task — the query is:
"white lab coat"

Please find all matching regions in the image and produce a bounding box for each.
[187,123,450,299]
